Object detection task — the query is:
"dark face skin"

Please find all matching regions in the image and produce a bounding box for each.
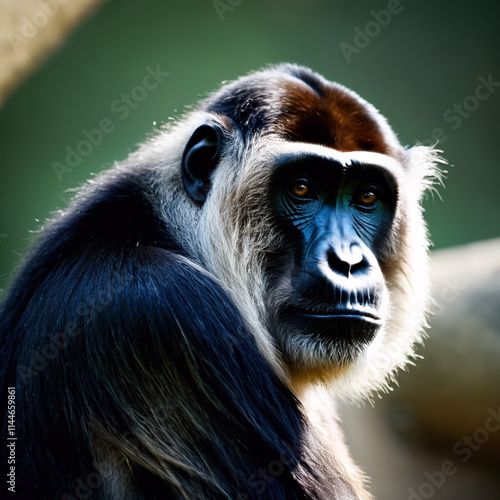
[271,155,397,356]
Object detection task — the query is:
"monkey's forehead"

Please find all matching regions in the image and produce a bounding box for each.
[205,64,400,158]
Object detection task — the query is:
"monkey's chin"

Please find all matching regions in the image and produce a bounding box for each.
[279,310,382,376]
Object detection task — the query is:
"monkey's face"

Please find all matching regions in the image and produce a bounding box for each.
[265,147,399,373]
[181,124,403,378]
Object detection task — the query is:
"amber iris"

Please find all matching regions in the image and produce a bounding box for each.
[357,191,377,206]
[291,180,312,198]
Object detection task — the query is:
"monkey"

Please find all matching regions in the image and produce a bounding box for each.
[0,64,442,499]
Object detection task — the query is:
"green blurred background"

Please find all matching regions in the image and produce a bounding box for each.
[0,0,499,291]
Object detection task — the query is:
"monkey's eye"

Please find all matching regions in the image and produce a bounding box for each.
[357,191,377,206]
[288,179,315,199]
[352,186,380,210]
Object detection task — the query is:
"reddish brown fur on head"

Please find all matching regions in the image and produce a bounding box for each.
[206,64,400,157]
[272,79,393,155]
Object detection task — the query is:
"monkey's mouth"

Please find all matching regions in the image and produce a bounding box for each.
[288,307,382,323]
[285,306,382,344]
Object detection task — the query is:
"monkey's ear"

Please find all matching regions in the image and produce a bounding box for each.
[181,124,222,203]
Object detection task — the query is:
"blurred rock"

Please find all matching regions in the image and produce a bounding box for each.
[395,237,500,450]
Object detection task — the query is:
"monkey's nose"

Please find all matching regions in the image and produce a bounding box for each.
[327,243,366,278]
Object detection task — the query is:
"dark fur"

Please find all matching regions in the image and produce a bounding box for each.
[0,167,357,499]
[0,169,354,498]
